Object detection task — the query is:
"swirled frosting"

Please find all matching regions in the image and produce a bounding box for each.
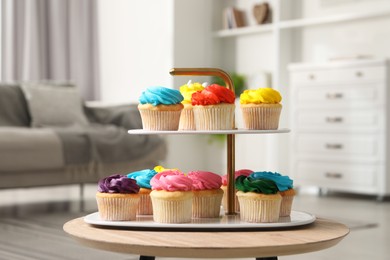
[250,171,293,192]
[191,84,235,105]
[235,175,278,194]
[179,80,205,104]
[150,170,193,191]
[154,165,179,173]
[127,169,158,189]
[98,174,140,194]
[221,169,253,186]
[240,88,282,104]
[187,171,222,190]
[139,86,184,106]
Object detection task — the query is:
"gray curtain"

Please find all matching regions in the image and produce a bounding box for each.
[1,0,100,100]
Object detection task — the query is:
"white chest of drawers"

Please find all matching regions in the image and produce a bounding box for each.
[288,59,390,199]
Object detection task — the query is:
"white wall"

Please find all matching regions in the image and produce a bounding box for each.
[98,0,174,103]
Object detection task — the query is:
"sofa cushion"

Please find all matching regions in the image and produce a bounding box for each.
[0,127,64,171]
[0,83,31,126]
[21,82,89,127]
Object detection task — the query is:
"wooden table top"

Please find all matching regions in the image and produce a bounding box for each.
[63,217,349,258]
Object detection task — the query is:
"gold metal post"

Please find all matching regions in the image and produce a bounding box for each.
[170,68,236,215]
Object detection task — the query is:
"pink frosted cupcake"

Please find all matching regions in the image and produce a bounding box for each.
[96,174,140,221]
[187,170,223,218]
[221,169,253,213]
[150,170,193,223]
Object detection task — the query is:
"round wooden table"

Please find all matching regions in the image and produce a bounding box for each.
[63,217,349,259]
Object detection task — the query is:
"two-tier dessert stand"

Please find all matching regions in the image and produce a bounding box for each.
[64,68,349,260]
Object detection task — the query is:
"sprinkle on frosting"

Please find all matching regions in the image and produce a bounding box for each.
[98,174,140,194]
[139,86,184,106]
[222,169,254,186]
[187,171,222,190]
[179,80,205,104]
[240,88,282,104]
[150,170,193,191]
[250,171,293,192]
[235,175,279,194]
[191,84,235,106]
[127,169,158,189]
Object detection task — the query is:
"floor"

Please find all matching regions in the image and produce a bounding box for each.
[0,185,389,260]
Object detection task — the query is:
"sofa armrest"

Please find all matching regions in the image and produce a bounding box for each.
[84,102,142,129]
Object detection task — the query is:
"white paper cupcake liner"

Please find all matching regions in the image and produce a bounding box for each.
[151,196,193,223]
[192,191,223,218]
[193,104,235,130]
[139,109,182,131]
[241,105,282,130]
[238,196,281,223]
[96,196,140,221]
[179,107,195,130]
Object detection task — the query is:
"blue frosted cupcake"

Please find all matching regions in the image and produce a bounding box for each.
[138,86,184,130]
[127,168,158,215]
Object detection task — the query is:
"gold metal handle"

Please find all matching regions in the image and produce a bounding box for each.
[326,93,344,99]
[326,143,343,149]
[169,67,237,215]
[326,117,343,123]
[325,172,343,179]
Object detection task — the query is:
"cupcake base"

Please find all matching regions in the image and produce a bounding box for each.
[96,192,140,221]
[138,103,184,131]
[221,185,240,213]
[150,190,193,223]
[137,188,153,215]
[193,103,235,130]
[192,189,224,218]
[279,188,296,217]
[237,191,282,223]
[178,104,195,130]
[241,103,282,130]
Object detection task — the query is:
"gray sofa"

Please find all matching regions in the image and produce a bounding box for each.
[0,82,166,189]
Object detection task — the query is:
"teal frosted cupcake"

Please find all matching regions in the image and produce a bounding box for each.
[236,175,281,223]
[127,168,158,215]
[138,86,184,130]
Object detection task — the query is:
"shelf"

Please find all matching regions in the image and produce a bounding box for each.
[214,8,390,38]
[128,128,290,135]
[213,23,273,38]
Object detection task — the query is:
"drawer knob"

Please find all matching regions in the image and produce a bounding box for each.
[308,74,316,80]
[356,71,363,77]
[326,93,344,99]
[326,117,343,123]
[325,143,343,149]
[325,172,343,179]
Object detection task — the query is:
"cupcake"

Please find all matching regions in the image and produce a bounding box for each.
[138,86,184,130]
[150,170,193,223]
[96,174,140,221]
[236,175,282,223]
[187,170,223,218]
[250,171,295,217]
[221,169,253,213]
[127,167,158,215]
[240,87,282,130]
[191,84,235,130]
[178,80,206,130]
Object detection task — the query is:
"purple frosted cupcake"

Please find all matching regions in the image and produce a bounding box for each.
[96,174,140,221]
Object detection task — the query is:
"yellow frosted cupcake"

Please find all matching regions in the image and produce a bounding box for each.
[249,171,295,217]
[240,88,282,130]
[138,86,184,130]
[191,84,236,130]
[179,81,205,130]
[187,170,223,218]
[150,170,194,223]
[96,174,140,221]
[236,175,281,223]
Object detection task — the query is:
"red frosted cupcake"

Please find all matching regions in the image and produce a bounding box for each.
[191,84,235,130]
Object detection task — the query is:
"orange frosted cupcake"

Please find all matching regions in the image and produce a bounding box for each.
[179,81,205,130]
[221,169,253,213]
[96,174,140,221]
[191,84,235,130]
[240,88,282,130]
[187,170,223,218]
[138,86,184,130]
[150,170,194,223]
[249,171,295,217]
[236,175,281,223]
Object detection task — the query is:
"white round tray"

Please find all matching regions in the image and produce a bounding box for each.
[84,210,315,231]
[128,128,290,135]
